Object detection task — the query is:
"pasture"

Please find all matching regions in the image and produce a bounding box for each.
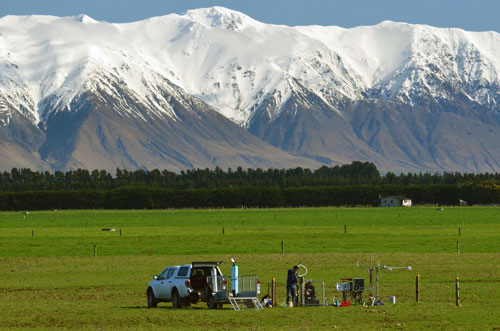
[1,207,499,329]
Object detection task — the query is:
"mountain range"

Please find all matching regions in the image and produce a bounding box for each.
[1,7,500,172]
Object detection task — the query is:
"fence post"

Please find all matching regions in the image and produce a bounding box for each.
[94,244,97,257]
[272,277,277,307]
[457,241,460,254]
[456,277,460,307]
[281,240,284,254]
[222,227,224,235]
[416,274,420,302]
[300,277,305,307]
[344,225,347,234]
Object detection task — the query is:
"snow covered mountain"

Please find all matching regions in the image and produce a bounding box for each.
[1,7,500,172]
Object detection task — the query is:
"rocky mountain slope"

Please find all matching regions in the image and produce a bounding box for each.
[1,7,500,172]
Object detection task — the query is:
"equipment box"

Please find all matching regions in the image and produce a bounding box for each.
[336,282,351,292]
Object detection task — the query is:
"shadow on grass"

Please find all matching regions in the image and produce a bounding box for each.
[119,306,231,310]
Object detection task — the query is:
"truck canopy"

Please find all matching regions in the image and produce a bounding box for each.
[192,261,222,267]
[190,262,223,291]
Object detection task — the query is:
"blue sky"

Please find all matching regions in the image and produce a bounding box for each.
[2,0,499,32]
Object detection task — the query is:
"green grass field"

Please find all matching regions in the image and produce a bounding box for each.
[1,207,499,330]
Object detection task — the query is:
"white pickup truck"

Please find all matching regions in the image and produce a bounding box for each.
[146,261,228,309]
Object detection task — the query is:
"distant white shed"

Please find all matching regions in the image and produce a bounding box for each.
[381,196,412,207]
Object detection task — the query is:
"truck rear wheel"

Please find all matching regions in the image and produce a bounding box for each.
[172,289,181,309]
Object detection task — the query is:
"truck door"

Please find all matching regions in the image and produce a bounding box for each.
[157,268,176,299]
[163,268,177,300]
[154,268,170,299]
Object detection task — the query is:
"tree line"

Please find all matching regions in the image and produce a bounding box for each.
[0,162,380,191]
[1,161,500,210]
[1,162,500,191]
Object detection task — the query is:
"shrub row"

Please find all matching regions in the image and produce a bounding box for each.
[1,184,499,211]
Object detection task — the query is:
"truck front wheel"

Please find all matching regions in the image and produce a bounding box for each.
[147,289,157,308]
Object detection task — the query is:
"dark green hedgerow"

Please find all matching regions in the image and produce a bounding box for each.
[1,184,499,211]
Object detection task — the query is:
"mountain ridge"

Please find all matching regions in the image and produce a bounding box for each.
[2,7,500,172]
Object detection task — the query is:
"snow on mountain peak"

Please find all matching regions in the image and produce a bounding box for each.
[182,6,260,31]
[66,14,99,24]
[2,7,500,127]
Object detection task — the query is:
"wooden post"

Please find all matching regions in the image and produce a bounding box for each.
[369,265,374,300]
[94,244,97,257]
[271,277,277,307]
[281,240,284,254]
[416,274,420,302]
[455,277,460,307]
[344,225,347,234]
[300,277,305,307]
[457,241,460,254]
[458,227,461,236]
[222,227,224,235]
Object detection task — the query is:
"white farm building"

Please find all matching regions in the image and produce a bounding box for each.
[380,196,412,207]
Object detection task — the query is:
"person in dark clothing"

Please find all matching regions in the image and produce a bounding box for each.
[286,265,299,306]
[305,281,319,305]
